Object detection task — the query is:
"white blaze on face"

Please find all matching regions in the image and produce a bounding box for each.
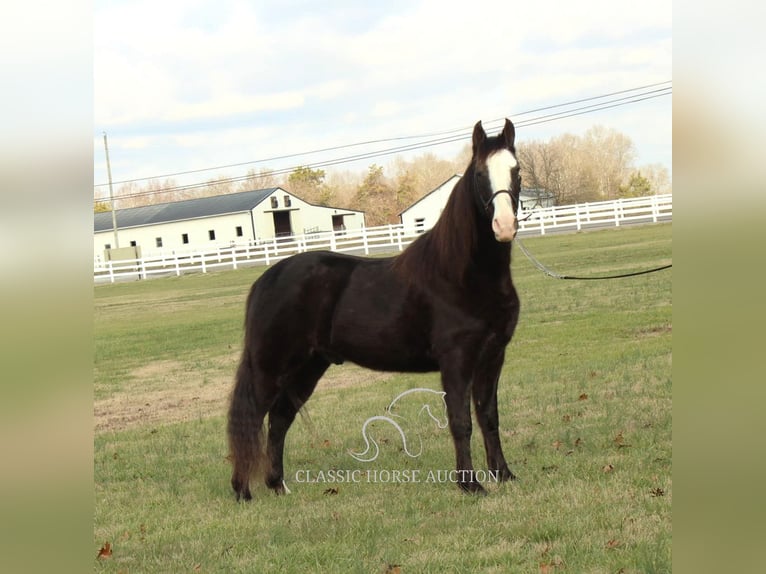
[486,149,518,242]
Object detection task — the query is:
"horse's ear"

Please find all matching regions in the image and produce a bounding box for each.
[472,121,486,154]
[502,118,516,150]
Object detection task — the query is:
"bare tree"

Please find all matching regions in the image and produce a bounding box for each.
[583,126,636,200]
[236,168,283,192]
[639,163,671,195]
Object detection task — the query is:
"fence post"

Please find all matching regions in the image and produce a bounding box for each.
[139,257,146,280]
[232,248,238,270]
[397,225,403,251]
[264,242,270,266]
[201,251,207,274]
[108,260,115,284]
[330,229,337,252]
[362,226,369,255]
[652,195,659,223]
[575,206,582,231]
[175,252,181,277]
[614,199,621,227]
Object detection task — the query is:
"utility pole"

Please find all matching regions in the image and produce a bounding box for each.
[103,132,119,249]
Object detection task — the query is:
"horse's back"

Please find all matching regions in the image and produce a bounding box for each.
[243,251,384,370]
[244,250,438,373]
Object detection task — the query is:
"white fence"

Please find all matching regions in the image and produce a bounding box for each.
[94,194,671,284]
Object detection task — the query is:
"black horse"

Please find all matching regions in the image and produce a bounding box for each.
[228,119,521,499]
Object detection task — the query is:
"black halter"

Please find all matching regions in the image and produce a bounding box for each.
[483,189,516,214]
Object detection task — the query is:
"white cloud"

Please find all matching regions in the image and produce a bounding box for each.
[93,0,671,185]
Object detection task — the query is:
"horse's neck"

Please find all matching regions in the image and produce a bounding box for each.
[433,178,511,281]
[393,174,511,287]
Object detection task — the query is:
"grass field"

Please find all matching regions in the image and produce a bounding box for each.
[94,223,672,573]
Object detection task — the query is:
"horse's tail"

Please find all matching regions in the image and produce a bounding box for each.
[227,287,266,500]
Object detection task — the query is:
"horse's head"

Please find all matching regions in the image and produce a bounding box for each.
[471,119,520,242]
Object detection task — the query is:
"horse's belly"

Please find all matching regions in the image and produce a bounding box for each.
[327,273,437,373]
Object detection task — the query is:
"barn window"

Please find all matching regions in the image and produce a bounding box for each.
[415,218,425,233]
[284,195,291,207]
[181,233,189,244]
[155,237,163,248]
[235,226,243,237]
[130,240,137,247]
[104,243,111,250]
[270,197,278,209]
[208,229,216,240]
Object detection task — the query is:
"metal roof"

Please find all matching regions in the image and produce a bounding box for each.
[94,188,279,232]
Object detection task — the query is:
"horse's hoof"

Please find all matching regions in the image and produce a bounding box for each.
[266,476,291,495]
[234,488,252,502]
[458,481,488,496]
[271,481,291,495]
[232,477,252,501]
[498,466,517,482]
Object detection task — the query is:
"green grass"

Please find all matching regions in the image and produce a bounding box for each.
[94,223,672,573]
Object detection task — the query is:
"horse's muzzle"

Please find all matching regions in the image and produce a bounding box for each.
[493,214,518,242]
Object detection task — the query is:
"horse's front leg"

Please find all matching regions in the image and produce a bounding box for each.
[472,348,515,482]
[441,353,486,495]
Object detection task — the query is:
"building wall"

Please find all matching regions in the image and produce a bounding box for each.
[94,212,254,259]
[398,177,556,234]
[399,175,460,232]
[94,188,366,260]
[252,190,365,239]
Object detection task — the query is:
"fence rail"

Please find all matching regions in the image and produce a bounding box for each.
[94,194,671,283]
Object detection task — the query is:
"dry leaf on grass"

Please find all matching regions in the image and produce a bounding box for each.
[97,541,112,559]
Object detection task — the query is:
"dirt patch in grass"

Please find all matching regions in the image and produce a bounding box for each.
[94,356,394,433]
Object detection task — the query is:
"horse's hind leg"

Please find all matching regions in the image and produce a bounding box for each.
[265,355,330,494]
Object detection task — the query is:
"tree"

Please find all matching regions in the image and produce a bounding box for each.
[236,168,282,192]
[518,127,639,205]
[200,175,236,198]
[639,163,671,195]
[582,125,635,200]
[618,171,652,197]
[285,166,329,204]
[394,169,418,214]
[354,164,396,226]
[390,153,455,210]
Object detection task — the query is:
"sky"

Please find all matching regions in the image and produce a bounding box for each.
[93,0,671,199]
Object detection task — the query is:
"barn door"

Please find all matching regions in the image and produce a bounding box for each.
[332,214,346,232]
[273,211,293,238]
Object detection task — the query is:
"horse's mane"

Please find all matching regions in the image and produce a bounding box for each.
[393,165,483,287]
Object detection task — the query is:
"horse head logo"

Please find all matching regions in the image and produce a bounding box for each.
[349,388,448,462]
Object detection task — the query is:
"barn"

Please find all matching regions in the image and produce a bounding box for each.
[399,175,556,231]
[399,175,461,233]
[94,187,365,260]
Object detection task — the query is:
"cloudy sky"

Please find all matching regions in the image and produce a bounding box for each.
[93,0,671,198]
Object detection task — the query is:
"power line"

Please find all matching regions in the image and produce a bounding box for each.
[93,83,671,203]
[94,81,670,188]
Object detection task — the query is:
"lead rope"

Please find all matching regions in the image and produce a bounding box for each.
[513,211,671,280]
